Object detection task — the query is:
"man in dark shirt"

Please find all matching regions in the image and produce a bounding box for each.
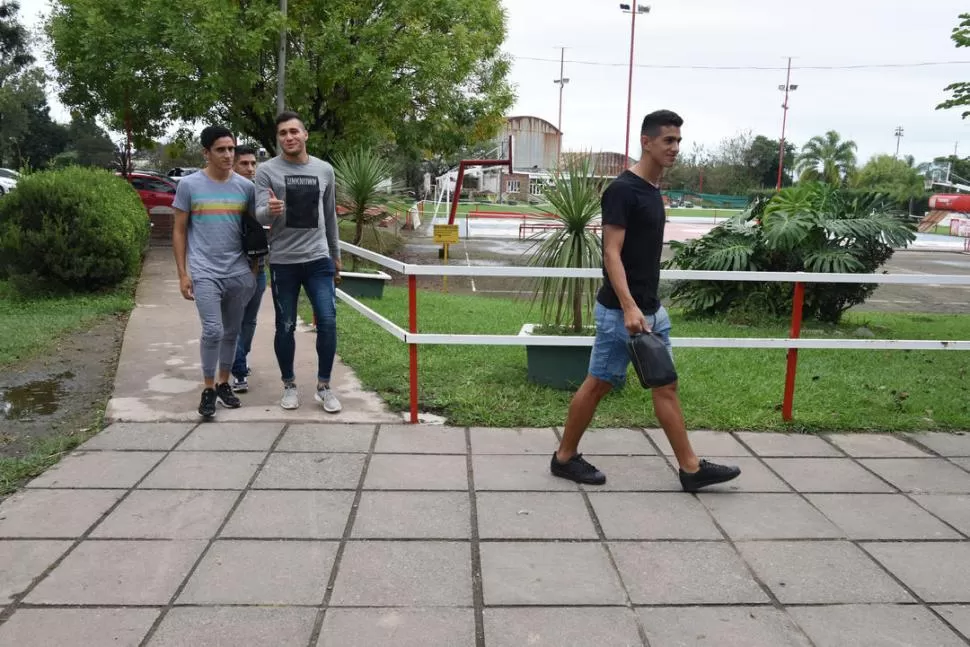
[550,109,741,492]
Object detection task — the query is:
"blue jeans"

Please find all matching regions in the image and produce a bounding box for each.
[269,257,337,383]
[231,264,266,380]
[588,302,673,388]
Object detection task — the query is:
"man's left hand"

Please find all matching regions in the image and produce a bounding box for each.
[334,258,342,285]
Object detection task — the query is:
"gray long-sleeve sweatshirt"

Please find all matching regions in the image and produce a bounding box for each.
[255,155,341,265]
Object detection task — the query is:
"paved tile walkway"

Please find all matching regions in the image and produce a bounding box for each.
[2,424,970,646]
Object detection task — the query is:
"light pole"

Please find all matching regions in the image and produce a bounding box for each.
[619,3,650,163]
[276,0,288,114]
[553,47,569,163]
[775,57,798,190]
[894,126,904,159]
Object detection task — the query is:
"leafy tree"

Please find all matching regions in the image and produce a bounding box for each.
[796,130,858,185]
[0,0,32,77]
[0,66,45,166]
[47,0,514,160]
[63,116,117,168]
[938,13,970,118]
[664,183,916,324]
[853,154,925,202]
[744,135,796,189]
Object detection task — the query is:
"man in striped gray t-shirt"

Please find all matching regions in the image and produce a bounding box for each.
[173,125,256,418]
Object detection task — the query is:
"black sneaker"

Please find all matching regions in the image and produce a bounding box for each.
[550,453,606,485]
[679,459,741,492]
[198,388,217,418]
[215,382,241,409]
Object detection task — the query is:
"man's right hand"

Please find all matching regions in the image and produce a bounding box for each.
[179,274,194,301]
[268,189,284,217]
[623,306,649,335]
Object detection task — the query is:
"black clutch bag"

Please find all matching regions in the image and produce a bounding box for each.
[626,332,678,388]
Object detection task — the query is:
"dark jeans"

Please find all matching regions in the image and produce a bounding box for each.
[231,264,267,380]
[269,257,337,384]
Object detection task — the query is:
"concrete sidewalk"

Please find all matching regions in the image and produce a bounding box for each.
[106,248,399,424]
[1,423,970,645]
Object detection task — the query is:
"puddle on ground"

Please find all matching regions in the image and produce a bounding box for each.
[0,372,74,419]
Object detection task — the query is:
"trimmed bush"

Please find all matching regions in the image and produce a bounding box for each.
[0,167,149,294]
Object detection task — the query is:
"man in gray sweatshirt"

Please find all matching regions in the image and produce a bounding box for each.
[255,111,342,412]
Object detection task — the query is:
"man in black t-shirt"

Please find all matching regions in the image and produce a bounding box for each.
[550,110,741,492]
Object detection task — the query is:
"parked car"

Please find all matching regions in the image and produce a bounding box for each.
[167,167,200,182]
[120,171,178,215]
[0,168,20,196]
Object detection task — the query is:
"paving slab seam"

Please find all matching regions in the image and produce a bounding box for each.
[464,426,488,647]
[788,435,970,540]
[729,431,970,645]
[680,481,821,646]
[669,432,833,646]
[0,422,201,630]
[554,426,654,647]
[136,422,290,647]
[854,541,970,645]
[304,424,380,647]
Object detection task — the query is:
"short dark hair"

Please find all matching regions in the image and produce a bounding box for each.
[235,144,256,158]
[275,111,304,128]
[640,110,683,137]
[200,125,235,150]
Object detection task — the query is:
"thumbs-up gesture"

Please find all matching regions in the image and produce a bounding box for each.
[268,188,284,217]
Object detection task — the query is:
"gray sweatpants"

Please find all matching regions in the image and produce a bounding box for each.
[193,274,256,380]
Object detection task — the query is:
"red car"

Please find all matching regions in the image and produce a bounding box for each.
[122,172,177,215]
[120,172,178,241]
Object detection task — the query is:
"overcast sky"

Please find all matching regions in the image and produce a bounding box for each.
[16,0,970,165]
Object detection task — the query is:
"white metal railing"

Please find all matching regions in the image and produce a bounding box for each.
[336,241,970,422]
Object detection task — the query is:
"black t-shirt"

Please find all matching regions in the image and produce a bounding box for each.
[595,170,666,314]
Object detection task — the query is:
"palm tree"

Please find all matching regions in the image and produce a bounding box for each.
[795,130,858,185]
[525,154,604,333]
[332,148,403,269]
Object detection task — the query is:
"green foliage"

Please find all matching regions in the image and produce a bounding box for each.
[938,13,970,118]
[853,154,925,202]
[333,148,405,261]
[524,154,604,333]
[0,167,149,293]
[0,0,32,74]
[47,0,515,160]
[796,130,858,185]
[665,183,916,324]
[321,286,970,430]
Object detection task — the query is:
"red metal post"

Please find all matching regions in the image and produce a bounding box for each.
[775,57,792,190]
[408,275,419,424]
[781,281,804,421]
[447,156,514,227]
[624,7,637,163]
[448,162,467,226]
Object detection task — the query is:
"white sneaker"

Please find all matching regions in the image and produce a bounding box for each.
[280,383,300,410]
[314,385,342,413]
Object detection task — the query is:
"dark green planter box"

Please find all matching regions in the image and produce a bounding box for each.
[338,271,392,299]
[520,324,593,390]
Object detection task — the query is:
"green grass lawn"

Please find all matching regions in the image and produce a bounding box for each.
[0,280,135,367]
[317,286,970,431]
[0,278,138,495]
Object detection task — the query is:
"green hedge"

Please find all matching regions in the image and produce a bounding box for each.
[0,167,149,294]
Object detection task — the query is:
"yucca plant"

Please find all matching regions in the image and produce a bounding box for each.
[332,148,404,269]
[665,182,916,323]
[524,154,605,333]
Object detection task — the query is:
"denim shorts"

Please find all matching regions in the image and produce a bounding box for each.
[588,302,673,388]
